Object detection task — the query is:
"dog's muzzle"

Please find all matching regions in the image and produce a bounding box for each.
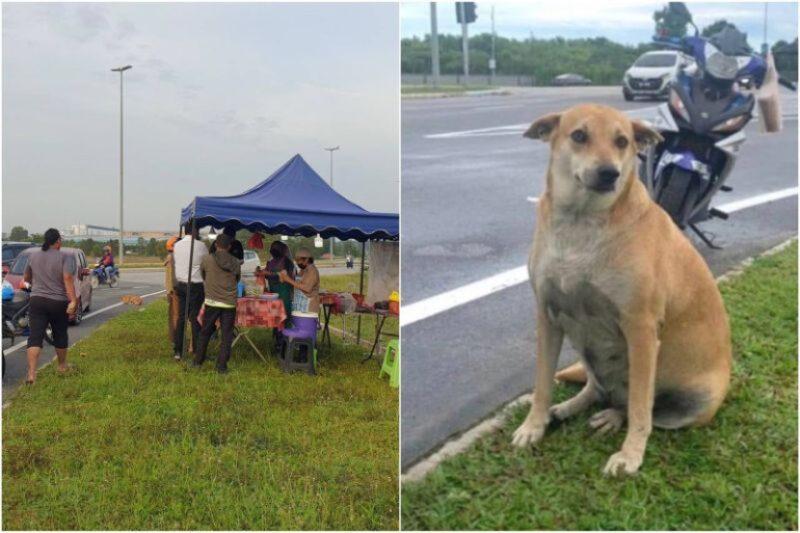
[586,165,620,193]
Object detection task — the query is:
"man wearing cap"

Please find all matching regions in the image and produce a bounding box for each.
[279,247,320,314]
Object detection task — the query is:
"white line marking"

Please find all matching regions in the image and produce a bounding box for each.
[400,266,529,327]
[403,187,797,327]
[715,187,798,214]
[425,106,797,139]
[3,290,166,354]
[526,196,540,204]
[425,123,529,139]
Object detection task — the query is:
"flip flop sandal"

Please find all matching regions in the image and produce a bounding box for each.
[57,364,77,374]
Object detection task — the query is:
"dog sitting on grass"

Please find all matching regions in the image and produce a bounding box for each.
[513,104,732,476]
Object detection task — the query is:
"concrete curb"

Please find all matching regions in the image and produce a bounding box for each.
[401,236,798,484]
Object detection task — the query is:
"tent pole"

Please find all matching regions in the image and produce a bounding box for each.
[357,240,366,345]
[181,217,196,361]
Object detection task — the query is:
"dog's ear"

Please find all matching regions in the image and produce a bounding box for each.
[632,120,663,150]
[524,113,561,142]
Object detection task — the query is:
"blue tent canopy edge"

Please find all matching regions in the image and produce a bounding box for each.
[180,154,398,242]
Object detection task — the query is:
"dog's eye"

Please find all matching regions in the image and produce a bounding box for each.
[571,130,587,144]
[615,136,629,149]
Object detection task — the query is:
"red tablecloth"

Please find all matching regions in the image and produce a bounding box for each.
[198,298,287,329]
[236,297,287,329]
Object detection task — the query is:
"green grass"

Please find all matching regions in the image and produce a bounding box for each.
[3,299,398,530]
[401,84,492,95]
[402,241,798,531]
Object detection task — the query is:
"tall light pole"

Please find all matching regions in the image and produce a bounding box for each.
[430,2,440,88]
[324,146,340,260]
[111,65,132,264]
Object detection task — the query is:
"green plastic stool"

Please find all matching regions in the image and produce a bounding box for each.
[379,339,399,388]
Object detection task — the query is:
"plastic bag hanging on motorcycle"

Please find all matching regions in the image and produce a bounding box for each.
[756,51,782,133]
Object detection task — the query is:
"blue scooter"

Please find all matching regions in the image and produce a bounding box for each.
[91,263,119,288]
[631,20,794,248]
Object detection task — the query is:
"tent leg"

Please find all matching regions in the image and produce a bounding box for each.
[180,218,196,361]
[357,241,365,346]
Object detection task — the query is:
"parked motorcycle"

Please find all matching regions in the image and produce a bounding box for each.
[91,263,119,288]
[631,19,795,248]
[2,283,53,375]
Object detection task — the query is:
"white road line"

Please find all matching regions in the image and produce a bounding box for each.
[425,123,529,139]
[403,187,798,327]
[3,289,166,355]
[401,266,529,327]
[526,196,540,203]
[715,187,798,214]
[425,106,796,139]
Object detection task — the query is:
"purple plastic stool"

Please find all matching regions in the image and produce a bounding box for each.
[280,312,318,375]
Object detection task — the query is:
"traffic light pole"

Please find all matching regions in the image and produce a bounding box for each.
[460,2,469,86]
[430,2,440,88]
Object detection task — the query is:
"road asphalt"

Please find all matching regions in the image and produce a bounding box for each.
[401,86,798,469]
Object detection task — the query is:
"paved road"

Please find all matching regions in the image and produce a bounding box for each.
[2,270,166,402]
[401,86,798,468]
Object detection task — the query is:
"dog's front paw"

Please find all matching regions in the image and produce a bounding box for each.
[602,450,643,477]
[511,421,546,448]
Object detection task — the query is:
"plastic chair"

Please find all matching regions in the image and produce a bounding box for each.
[280,311,318,375]
[379,339,399,388]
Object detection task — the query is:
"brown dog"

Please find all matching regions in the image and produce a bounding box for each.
[512,104,731,476]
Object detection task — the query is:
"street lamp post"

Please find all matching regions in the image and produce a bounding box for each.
[111,65,132,264]
[324,146,340,261]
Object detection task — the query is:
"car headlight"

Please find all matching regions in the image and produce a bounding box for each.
[712,115,749,133]
[668,88,690,122]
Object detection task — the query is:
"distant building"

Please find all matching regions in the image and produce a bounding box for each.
[60,223,173,245]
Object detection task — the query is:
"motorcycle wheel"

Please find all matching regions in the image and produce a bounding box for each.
[109,275,118,288]
[90,276,99,289]
[44,325,54,346]
[656,167,696,228]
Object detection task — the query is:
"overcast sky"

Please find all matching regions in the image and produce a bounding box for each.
[402,2,798,48]
[3,3,399,234]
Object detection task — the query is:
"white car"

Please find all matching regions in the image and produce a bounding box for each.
[241,250,261,277]
[623,51,694,101]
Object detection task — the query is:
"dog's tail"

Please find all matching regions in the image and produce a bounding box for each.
[554,362,587,383]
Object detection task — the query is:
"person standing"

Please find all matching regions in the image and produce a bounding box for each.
[164,236,179,343]
[209,225,244,262]
[172,221,208,361]
[193,233,241,373]
[23,228,78,384]
[267,240,295,318]
[279,247,320,314]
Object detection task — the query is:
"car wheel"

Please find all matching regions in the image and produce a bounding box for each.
[70,298,83,326]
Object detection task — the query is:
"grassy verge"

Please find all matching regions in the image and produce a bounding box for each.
[401,84,492,95]
[402,241,797,530]
[3,299,398,530]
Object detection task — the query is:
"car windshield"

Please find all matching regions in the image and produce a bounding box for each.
[634,54,677,67]
[10,254,29,275]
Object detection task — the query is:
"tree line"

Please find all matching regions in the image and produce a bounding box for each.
[402,27,798,85]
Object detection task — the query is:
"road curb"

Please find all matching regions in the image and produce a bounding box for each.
[401,236,798,484]
[403,88,512,100]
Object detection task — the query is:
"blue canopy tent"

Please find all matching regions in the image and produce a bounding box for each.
[176,154,398,359]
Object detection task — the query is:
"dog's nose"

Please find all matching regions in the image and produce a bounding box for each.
[596,166,620,186]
